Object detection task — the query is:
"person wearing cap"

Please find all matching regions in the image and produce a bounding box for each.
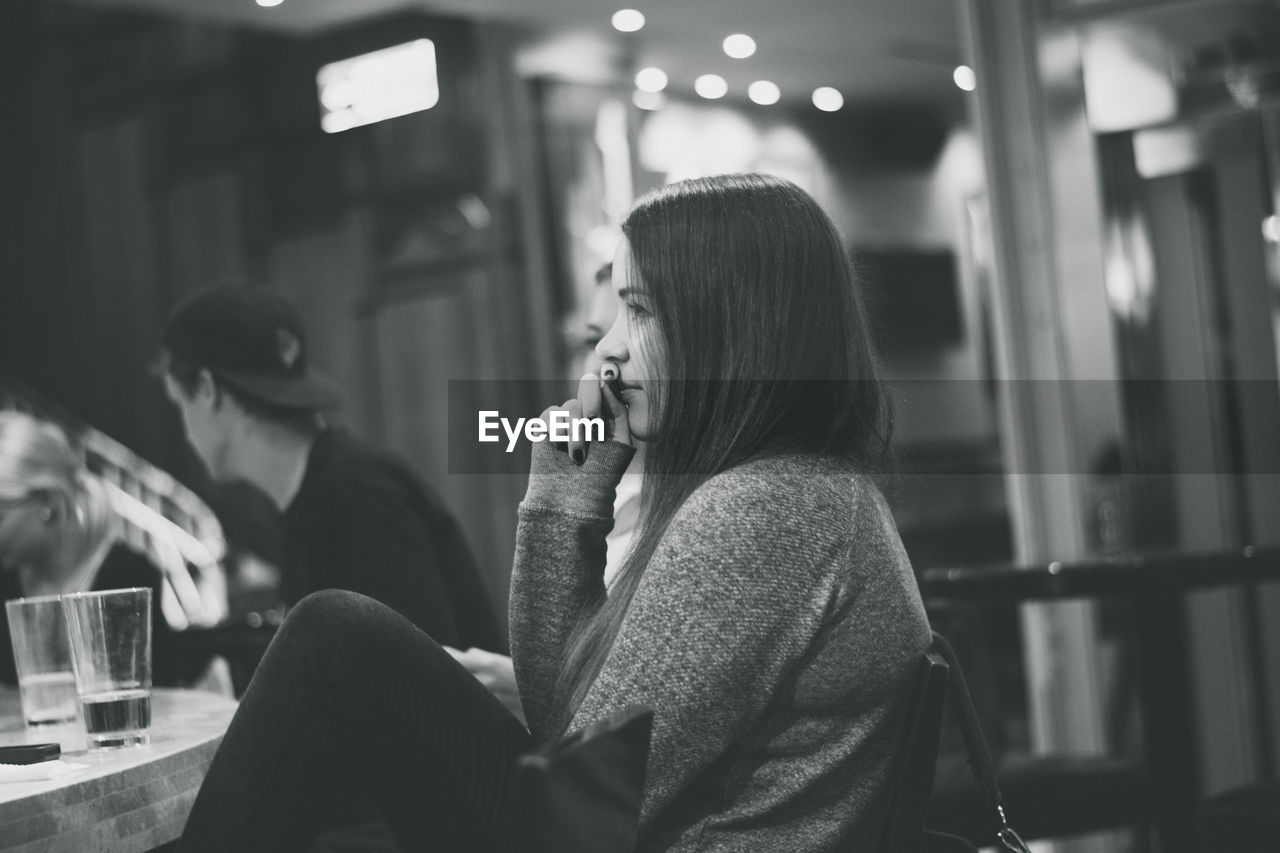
[156,286,503,653]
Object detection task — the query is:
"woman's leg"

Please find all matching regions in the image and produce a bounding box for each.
[177,590,533,853]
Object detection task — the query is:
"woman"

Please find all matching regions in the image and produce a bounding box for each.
[177,173,930,852]
[0,411,182,685]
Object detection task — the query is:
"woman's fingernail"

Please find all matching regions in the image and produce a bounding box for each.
[572,449,584,465]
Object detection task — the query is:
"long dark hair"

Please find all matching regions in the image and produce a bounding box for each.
[553,173,892,731]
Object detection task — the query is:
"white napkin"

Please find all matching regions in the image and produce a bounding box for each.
[0,760,89,783]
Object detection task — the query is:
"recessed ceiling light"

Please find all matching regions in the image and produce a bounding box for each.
[612,9,645,32]
[633,90,665,111]
[256,0,284,7]
[748,80,780,105]
[635,67,668,93]
[723,34,756,59]
[694,74,728,99]
[953,65,977,91]
[812,86,843,112]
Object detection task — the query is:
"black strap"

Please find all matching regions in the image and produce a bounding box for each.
[931,632,1032,853]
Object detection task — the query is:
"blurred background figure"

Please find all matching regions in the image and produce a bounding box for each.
[0,410,199,687]
[449,260,645,725]
[579,261,643,587]
[157,286,503,652]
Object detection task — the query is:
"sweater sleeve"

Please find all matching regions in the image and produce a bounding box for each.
[509,439,636,740]
[565,468,853,829]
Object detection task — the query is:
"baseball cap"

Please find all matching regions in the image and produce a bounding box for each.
[159,287,343,410]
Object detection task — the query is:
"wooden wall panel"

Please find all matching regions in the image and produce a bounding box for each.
[74,118,168,455]
[371,273,525,636]
[268,212,374,442]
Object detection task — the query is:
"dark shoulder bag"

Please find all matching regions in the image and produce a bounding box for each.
[931,633,1032,853]
[512,705,655,853]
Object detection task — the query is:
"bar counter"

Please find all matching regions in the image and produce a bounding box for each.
[0,687,237,852]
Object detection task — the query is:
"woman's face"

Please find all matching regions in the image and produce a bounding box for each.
[596,240,662,441]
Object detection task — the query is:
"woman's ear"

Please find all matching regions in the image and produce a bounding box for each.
[195,369,222,409]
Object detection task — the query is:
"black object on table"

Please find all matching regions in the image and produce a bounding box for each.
[168,621,279,697]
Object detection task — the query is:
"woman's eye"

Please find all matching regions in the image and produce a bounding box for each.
[628,302,651,318]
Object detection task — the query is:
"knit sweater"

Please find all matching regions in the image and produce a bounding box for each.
[509,441,931,853]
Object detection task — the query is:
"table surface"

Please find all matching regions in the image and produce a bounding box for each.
[0,687,237,853]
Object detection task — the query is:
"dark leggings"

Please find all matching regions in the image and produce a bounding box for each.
[176,590,534,853]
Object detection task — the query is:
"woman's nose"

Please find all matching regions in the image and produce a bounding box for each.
[595,323,628,365]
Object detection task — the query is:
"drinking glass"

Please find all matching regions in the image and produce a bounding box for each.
[4,595,78,727]
[61,587,152,749]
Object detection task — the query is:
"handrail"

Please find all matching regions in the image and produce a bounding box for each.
[919,545,1280,604]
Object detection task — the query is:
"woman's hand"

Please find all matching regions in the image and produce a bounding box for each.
[548,374,631,466]
[444,646,526,727]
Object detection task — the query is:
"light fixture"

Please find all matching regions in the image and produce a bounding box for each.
[811,86,843,112]
[635,67,668,93]
[1264,215,1280,244]
[953,65,976,91]
[723,34,756,59]
[633,90,665,111]
[748,80,780,105]
[256,0,284,7]
[694,74,728,99]
[317,40,440,134]
[612,9,645,32]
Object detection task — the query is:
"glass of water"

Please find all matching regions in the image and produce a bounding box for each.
[61,587,152,749]
[5,594,78,727]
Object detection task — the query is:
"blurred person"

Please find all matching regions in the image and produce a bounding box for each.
[581,260,644,586]
[155,287,502,652]
[0,411,186,685]
[177,174,929,853]
[448,260,644,724]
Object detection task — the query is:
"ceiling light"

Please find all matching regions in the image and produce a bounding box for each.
[748,80,780,105]
[612,9,645,32]
[256,0,284,6]
[811,86,843,112]
[953,65,976,91]
[633,90,665,111]
[1264,215,1280,244]
[635,67,668,93]
[317,40,440,135]
[694,74,728,99]
[723,34,756,59]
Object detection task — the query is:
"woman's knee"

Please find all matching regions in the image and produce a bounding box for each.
[279,590,417,657]
[278,590,382,646]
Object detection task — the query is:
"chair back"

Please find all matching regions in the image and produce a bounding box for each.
[877,633,951,853]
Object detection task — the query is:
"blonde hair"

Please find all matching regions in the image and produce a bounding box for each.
[0,411,118,588]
